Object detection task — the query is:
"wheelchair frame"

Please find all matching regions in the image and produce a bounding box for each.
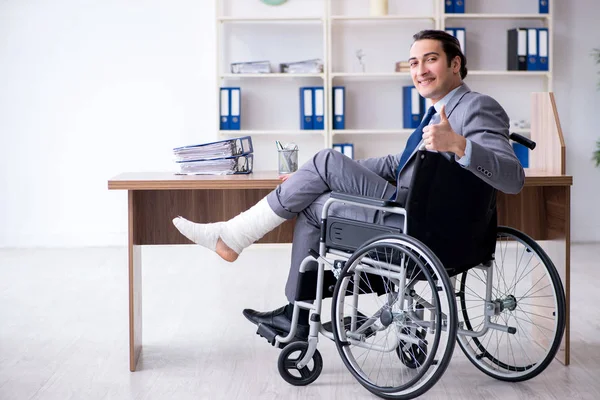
[265,134,564,399]
[266,193,565,399]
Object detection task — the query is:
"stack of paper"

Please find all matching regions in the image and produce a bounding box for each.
[173,136,254,175]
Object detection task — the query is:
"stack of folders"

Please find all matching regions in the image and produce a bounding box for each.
[299,86,325,130]
[507,28,549,71]
[402,86,431,129]
[444,0,465,13]
[173,136,254,175]
[445,28,466,56]
[230,61,271,74]
[220,87,241,130]
[280,59,324,74]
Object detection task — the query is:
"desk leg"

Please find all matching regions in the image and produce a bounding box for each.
[539,186,570,366]
[128,191,142,371]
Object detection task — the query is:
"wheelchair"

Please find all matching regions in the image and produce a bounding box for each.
[256,135,566,400]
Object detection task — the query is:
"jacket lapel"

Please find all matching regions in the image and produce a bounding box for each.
[398,84,472,175]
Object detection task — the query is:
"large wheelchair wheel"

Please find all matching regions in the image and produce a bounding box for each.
[456,226,566,382]
[331,234,457,400]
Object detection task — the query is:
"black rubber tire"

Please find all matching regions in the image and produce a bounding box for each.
[331,233,457,400]
[277,341,323,386]
[456,226,566,382]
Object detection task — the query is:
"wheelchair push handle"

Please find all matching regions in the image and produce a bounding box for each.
[509,133,536,150]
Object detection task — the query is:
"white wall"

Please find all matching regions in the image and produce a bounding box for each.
[0,0,217,246]
[0,0,599,247]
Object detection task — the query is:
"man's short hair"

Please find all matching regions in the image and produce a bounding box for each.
[412,30,468,79]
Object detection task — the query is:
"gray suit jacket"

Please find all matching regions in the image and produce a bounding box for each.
[358,84,525,195]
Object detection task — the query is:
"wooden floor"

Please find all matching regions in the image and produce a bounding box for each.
[1,243,599,400]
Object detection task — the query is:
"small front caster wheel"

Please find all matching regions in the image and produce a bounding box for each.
[277,342,323,386]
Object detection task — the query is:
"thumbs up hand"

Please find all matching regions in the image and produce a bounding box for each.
[422,105,467,157]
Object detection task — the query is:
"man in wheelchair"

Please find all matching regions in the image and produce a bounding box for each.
[173,30,568,398]
[174,29,525,339]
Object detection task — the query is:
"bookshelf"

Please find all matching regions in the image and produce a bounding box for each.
[216,0,552,166]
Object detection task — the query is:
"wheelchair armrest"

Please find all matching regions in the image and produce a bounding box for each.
[330,191,404,208]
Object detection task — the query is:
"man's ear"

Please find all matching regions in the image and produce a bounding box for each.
[453,56,461,73]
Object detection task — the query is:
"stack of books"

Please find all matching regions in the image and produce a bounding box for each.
[173,136,254,175]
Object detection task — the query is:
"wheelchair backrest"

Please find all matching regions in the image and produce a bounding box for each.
[405,150,497,275]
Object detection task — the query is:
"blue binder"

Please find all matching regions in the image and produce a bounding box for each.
[403,86,424,129]
[455,27,466,55]
[454,0,465,13]
[229,87,241,130]
[299,87,313,130]
[527,28,539,71]
[447,28,466,56]
[539,0,549,14]
[512,142,529,168]
[537,28,549,71]
[333,143,354,159]
[444,0,454,13]
[313,87,325,130]
[332,86,345,130]
[219,87,230,130]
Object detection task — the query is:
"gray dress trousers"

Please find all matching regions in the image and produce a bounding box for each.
[266,148,398,302]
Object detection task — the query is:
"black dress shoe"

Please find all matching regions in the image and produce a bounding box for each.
[243,305,309,340]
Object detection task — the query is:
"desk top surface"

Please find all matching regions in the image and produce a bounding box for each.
[108,169,572,190]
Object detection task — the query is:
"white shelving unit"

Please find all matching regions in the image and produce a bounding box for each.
[216,0,552,165]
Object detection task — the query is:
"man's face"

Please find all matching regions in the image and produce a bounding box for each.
[409,39,461,103]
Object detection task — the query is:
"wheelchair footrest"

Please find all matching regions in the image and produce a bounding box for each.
[256,323,279,347]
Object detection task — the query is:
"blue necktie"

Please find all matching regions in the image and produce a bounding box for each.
[395,106,437,177]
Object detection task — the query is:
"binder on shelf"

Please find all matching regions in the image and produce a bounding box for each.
[229,87,241,130]
[173,136,253,162]
[219,88,230,130]
[454,0,465,13]
[455,28,466,56]
[538,28,549,71]
[512,142,529,168]
[299,86,313,130]
[507,28,528,71]
[313,87,324,130]
[333,86,345,130]
[444,0,454,14]
[403,86,424,129]
[333,143,354,159]
[176,154,254,175]
[527,28,539,71]
[446,28,466,56]
[539,0,549,14]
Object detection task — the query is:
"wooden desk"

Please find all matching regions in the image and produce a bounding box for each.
[108,169,572,371]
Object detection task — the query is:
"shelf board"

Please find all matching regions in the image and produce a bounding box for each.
[217,16,324,22]
[468,70,550,77]
[331,15,435,21]
[331,72,411,79]
[510,128,531,134]
[220,73,325,79]
[219,130,325,136]
[333,129,413,135]
[443,13,550,20]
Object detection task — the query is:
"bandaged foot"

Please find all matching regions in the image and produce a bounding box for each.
[172,198,286,262]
